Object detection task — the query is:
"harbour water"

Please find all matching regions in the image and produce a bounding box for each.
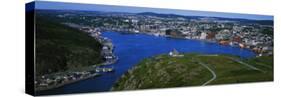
[38,31,255,95]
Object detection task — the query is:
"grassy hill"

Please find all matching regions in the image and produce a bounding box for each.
[112,54,273,90]
[35,16,104,76]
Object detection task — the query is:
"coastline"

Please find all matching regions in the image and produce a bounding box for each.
[37,30,259,94]
[35,73,101,92]
[35,27,118,92]
[35,28,265,92]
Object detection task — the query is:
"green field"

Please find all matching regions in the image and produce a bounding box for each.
[112,54,273,91]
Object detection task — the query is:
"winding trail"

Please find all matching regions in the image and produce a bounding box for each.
[193,55,265,86]
[197,61,217,86]
[192,57,217,86]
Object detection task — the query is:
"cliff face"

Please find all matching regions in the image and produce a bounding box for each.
[35,16,103,76]
[112,54,273,91]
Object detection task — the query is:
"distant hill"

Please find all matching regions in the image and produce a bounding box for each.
[137,12,202,19]
[138,12,273,25]
[35,15,104,76]
[112,54,273,90]
[215,17,273,25]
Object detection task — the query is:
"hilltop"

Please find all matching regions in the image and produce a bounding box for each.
[112,54,273,90]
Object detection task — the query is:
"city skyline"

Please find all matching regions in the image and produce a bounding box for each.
[34,1,273,20]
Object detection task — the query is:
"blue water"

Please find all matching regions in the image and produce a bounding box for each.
[38,31,255,95]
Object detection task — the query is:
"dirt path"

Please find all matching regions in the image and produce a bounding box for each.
[197,61,217,86]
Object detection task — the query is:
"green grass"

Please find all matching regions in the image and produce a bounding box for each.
[196,55,273,84]
[112,54,273,91]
